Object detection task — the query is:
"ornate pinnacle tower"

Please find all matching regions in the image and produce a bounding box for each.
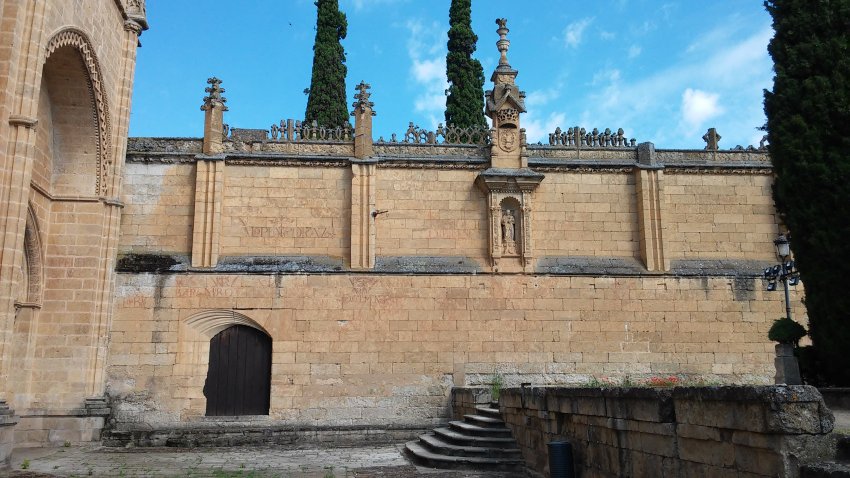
[485,18,527,169]
[476,19,542,274]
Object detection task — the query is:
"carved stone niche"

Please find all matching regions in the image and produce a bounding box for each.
[475,168,544,273]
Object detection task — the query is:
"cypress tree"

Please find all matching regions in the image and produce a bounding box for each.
[305,0,348,127]
[445,0,487,129]
[763,0,850,385]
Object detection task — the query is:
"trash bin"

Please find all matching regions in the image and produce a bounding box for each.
[547,440,574,478]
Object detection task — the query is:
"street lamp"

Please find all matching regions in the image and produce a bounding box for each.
[763,234,800,320]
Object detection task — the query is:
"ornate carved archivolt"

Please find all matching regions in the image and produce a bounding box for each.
[45,28,112,197]
[23,205,44,304]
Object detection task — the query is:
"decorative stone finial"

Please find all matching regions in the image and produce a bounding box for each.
[125,0,149,31]
[351,81,375,159]
[201,77,228,112]
[351,81,375,116]
[703,127,721,151]
[496,18,511,69]
[201,77,228,155]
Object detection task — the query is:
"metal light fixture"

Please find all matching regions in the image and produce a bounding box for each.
[764,233,800,321]
[774,234,791,259]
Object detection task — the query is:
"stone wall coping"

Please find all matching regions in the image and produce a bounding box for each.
[115,253,776,279]
[126,137,771,170]
[493,384,828,404]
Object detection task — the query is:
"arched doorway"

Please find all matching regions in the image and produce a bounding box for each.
[203,325,272,416]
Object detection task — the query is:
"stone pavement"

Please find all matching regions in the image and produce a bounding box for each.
[835,409,850,433]
[4,444,524,477]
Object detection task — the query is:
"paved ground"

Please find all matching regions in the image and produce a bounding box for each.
[835,409,850,433]
[5,444,523,478]
[4,409,847,477]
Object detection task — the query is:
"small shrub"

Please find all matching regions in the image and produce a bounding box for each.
[768,317,807,345]
[21,459,30,470]
[489,373,504,401]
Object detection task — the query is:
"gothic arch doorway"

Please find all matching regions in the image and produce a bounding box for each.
[203,325,271,416]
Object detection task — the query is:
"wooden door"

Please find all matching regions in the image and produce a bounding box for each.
[204,325,271,416]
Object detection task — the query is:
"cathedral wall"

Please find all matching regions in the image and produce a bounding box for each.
[107,272,802,428]
[119,162,195,255]
[219,165,351,259]
[534,171,639,258]
[0,0,146,452]
[375,168,489,261]
[665,173,778,261]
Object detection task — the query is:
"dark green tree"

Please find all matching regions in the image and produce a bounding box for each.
[305,0,348,127]
[763,0,850,385]
[445,0,487,129]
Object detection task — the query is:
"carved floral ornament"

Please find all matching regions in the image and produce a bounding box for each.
[497,108,519,124]
[45,28,113,196]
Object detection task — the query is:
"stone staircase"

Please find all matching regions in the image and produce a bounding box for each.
[404,403,525,473]
[801,433,850,477]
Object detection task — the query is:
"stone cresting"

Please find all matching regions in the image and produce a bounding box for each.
[378,122,490,146]
[266,119,353,143]
[455,386,838,478]
[45,28,113,196]
[547,126,636,148]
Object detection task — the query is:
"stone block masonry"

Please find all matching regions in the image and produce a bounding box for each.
[107,272,799,434]
[479,385,837,478]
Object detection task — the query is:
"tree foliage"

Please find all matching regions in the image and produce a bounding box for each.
[764,0,850,385]
[445,0,487,129]
[305,0,348,127]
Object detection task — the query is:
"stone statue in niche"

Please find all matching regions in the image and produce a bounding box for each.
[501,209,517,255]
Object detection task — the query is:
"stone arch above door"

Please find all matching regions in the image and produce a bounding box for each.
[183,309,270,339]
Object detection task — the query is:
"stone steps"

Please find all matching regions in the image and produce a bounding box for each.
[800,433,850,477]
[800,461,850,477]
[449,420,514,437]
[405,404,525,473]
[432,426,519,448]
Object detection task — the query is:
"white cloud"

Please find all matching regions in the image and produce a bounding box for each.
[592,68,621,86]
[563,18,593,49]
[574,25,773,147]
[628,45,642,59]
[404,20,448,118]
[525,88,561,108]
[681,88,723,129]
[524,112,568,144]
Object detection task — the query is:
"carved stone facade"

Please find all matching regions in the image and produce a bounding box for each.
[0,0,146,462]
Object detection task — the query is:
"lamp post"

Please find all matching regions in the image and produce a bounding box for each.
[763,234,800,320]
[764,234,803,385]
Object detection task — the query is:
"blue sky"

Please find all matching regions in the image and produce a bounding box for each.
[130,1,774,149]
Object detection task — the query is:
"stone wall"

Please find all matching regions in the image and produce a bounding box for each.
[479,385,836,478]
[105,272,803,434]
[104,136,807,437]
[121,139,780,266]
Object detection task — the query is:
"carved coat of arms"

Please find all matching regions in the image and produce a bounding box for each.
[499,130,518,152]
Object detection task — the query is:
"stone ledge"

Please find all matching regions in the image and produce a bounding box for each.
[103,424,431,448]
[374,256,482,274]
[536,256,645,275]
